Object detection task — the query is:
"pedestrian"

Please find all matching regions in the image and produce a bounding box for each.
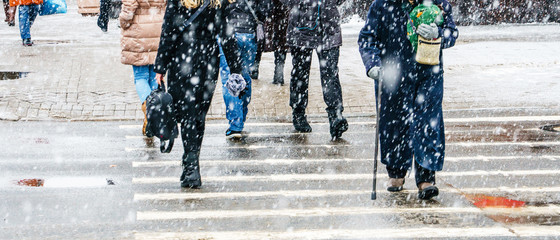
[261,0,289,85]
[154,0,242,188]
[280,0,348,139]
[218,0,265,139]
[10,0,41,46]
[358,0,458,200]
[97,0,110,32]
[118,0,165,136]
[3,0,16,26]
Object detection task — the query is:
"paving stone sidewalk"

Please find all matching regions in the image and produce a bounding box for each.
[0,4,376,121]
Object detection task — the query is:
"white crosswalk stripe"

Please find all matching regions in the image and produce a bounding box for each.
[128,115,560,238]
[134,226,560,239]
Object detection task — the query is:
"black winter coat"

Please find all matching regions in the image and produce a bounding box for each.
[261,0,289,52]
[224,0,266,34]
[280,0,346,50]
[154,0,241,75]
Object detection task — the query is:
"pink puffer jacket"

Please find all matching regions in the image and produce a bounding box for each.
[119,0,166,66]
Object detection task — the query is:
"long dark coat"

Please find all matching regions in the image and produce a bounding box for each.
[261,0,289,52]
[154,0,242,153]
[280,0,346,50]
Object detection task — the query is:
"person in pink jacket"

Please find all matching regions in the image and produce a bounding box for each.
[119,0,166,136]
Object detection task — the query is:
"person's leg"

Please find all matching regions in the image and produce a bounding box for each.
[413,64,444,199]
[316,46,347,139]
[147,65,158,91]
[133,65,153,136]
[133,65,152,103]
[97,0,109,31]
[18,5,30,40]
[289,47,313,132]
[238,33,256,126]
[273,49,287,85]
[251,39,263,79]
[218,39,243,135]
[28,4,38,28]
[7,5,16,25]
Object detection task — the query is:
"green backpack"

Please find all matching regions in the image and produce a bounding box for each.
[406,3,444,52]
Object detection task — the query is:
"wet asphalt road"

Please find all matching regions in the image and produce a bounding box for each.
[1,110,560,239]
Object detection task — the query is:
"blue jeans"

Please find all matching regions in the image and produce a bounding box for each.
[218,33,256,131]
[18,4,39,40]
[132,65,158,103]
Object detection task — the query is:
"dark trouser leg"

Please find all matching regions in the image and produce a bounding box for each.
[289,47,313,132]
[289,47,312,113]
[97,0,109,31]
[415,159,435,186]
[273,49,287,85]
[317,47,347,138]
[316,47,343,114]
[251,40,263,79]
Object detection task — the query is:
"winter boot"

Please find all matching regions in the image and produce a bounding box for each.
[328,111,348,139]
[418,182,439,200]
[141,101,153,137]
[293,111,312,133]
[181,152,201,188]
[387,178,405,192]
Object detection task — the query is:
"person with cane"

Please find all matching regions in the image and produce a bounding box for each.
[358,0,458,200]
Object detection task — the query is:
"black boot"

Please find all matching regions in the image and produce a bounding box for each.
[293,111,312,132]
[272,64,284,85]
[328,111,348,139]
[181,152,201,188]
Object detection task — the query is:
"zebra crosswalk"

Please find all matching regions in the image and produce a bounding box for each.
[126,115,560,239]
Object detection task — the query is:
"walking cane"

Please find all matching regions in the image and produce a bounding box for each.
[371,78,381,200]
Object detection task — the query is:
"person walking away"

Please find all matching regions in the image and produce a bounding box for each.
[3,0,16,26]
[261,0,289,85]
[10,0,41,46]
[154,0,242,188]
[218,0,265,139]
[280,0,348,140]
[358,0,458,200]
[97,0,110,31]
[119,0,165,136]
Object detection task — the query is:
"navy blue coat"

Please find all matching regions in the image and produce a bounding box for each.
[358,0,458,74]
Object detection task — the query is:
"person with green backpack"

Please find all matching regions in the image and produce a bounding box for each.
[358,0,458,200]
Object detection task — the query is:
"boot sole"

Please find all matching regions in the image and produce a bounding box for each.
[387,186,404,192]
[418,186,439,200]
[226,132,242,139]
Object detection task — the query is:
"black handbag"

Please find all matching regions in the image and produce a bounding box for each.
[145,83,178,153]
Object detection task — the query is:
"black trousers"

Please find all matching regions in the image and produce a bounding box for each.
[289,46,343,114]
[387,160,436,186]
[97,0,110,30]
[273,49,287,82]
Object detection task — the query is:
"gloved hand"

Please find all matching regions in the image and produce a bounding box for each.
[225,73,247,98]
[367,66,380,80]
[417,23,439,39]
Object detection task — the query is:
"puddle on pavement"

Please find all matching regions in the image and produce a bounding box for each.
[13,177,116,188]
[466,194,526,208]
[463,193,560,225]
[0,72,29,80]
[15,178,44,187]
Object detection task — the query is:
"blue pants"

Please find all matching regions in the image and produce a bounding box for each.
[218,33,256,131]
[18,4,39,40]
[132,65,158,103]
[375,64,445,173]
